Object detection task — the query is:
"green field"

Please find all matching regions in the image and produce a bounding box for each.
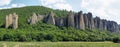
[0,42,119,47]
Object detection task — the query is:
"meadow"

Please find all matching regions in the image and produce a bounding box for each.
[0,42,120,47]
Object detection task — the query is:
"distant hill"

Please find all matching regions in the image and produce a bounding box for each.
[0,6,120,42]
[0,6,69,28]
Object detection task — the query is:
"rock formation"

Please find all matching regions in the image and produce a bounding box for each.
[87,12,95,30]
[43,11,120,32]
[12,13,18,29]
[4,10,120,32]
[28,13,44,24]
[107,21,119,32]
[67,11,75,27]
[101,19,107,30]
[55,17,64,27]
[27,11,119,32]
[5,13,18,29]
[75,11,85,30]
[83,13,89,29]
[44,11,55,25]
[94,17,102,30]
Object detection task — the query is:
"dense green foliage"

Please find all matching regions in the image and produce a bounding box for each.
[0,6,120,42]
[0,21,119,42]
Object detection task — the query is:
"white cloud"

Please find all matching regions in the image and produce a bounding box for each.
[11,4,26,7]
[0,4,26,9]
[0,0,12,6]
[40,0,73,11]
[41,0,65,6]
[53,3,72,11]
[81,0,120,24]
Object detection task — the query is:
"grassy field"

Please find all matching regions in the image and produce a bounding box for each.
[0,42,120,47]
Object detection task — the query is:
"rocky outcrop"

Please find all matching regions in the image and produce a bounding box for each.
[107,21,119,32]
[87,12,95,30]
[33,11,120,32]
[94,16,119,32]
[78,11,85,30]
[28,13,44,24]
[5,13,18,29]
[55,17,64,27]
[44,11,55,25]
[4,11,120,32]
[67,11,75,27]
[75,11,85,30]
[27,11,120,32]
[101,19,107,30]
[94,17,102,30]
[44,11,120,32]
[83,13,89,29]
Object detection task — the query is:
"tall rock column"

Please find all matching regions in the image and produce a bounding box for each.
[87,12,95,30]
[46,11,55,25]
[101,19,107,30]
[74,13,79,29]
[28,13,38,24]
[83,13,89,29]
[5,13,18,29]
[12,13,18,29]
[94,17,103,30]
[67,11,75,27]
[28,13,44,24]
[55,17,64,27]
[75,11,85,30]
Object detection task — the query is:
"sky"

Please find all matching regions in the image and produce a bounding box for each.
[0,0,120,24]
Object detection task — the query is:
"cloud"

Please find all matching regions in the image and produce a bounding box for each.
[41,0,65,6]
[53,3,72,11]
[0,0,12,6]
[40,0,73,11]
[11,4,26,7]
[0,4,26,9]
[81,0,120,24]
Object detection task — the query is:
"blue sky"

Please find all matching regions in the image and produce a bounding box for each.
[0,0,120,24]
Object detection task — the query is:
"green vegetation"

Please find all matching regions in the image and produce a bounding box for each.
[0,42,120,47]
[0,22,119,42]
[0,6,69,28]
[0,6,120,42]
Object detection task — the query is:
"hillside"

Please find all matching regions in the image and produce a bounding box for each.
[0,6,120,42]
[0,6,69,29]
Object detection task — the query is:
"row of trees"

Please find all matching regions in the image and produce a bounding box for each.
[0,24,119,42]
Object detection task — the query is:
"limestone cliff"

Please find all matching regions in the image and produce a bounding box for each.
[5,13,18,29]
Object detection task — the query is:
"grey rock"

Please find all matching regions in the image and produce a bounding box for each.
[87,12,95,30]
[75,11,85,30]
[55,17,64,27]
[45,11,55,25]
[67,11,75,27]
[5,13,18,29]
[28,13,44,24]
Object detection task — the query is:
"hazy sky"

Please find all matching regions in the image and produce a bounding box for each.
[0,0,120,24]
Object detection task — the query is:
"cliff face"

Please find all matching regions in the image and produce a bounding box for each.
[5,11,120,32]
[43,11,120,32]
[75,11,85,30]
